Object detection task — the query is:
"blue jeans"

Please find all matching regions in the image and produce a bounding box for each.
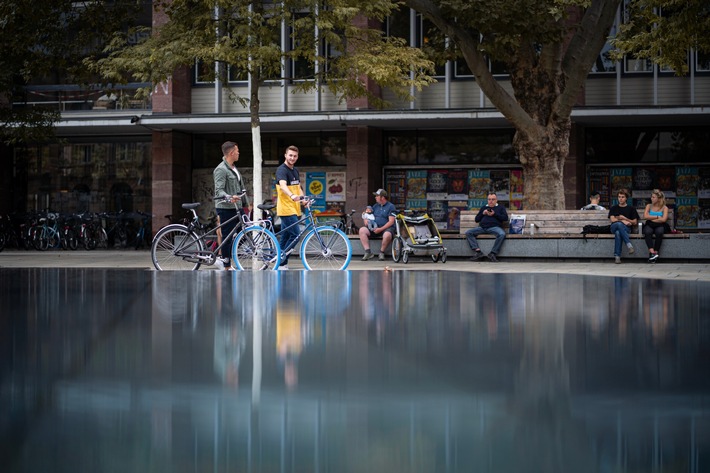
[278,214,300,265]
[611,221,631,256]
[466,226,506,256]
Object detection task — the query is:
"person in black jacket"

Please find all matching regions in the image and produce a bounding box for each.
[465,193,509,262]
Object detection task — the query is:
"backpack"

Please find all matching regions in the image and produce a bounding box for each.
[581,224,611,242]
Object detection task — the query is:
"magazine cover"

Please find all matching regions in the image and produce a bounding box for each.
[325,172,346,202]
[588,167,611,207]
[447,201,467,231]
[406,198,427,212]
[675,197,698,228]
[427,200,449,230]
[610,168,633,197]
[468,170,490,199]
[427,170,449,194]
[385,170,407,209]
[655,166,676,196]
[406,170,428,200]
[447,169,469,200]
[489,170,510,200]
[676,167,699,197]
[306,172,326,211]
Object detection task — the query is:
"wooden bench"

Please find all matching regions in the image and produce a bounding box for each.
[459,209,684,239]
[347,209,708,260]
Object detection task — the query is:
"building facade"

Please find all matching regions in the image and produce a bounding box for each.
[2,3,709,234]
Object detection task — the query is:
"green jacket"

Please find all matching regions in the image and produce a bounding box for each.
[213,157,250,209]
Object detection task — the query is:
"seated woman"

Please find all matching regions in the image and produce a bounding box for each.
[643,189,669,263]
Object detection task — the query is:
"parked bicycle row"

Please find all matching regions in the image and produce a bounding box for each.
[0,210,153,252]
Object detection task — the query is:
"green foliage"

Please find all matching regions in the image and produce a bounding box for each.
[612,0,710,74]
[89,0,434,108]
[0,0,145,145]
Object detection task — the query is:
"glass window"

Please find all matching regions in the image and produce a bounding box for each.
[586,128,710,164]
[386,130,517,165]
[697,50,710,72]
[591,22,617,73]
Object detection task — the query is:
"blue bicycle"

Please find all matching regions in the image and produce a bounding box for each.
[232,196,352,270]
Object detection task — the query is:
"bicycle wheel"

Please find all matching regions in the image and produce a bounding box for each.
[232,226,281,271]
[96,227,108,249]
[66,229,78,250]
[391,236,404,263]
[82,226,97,250]
[300,226,352,270]
[151,225,204,270]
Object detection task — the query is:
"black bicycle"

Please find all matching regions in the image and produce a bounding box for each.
[150,193,275,270]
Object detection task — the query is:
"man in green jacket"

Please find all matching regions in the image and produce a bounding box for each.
[213,141,250,270]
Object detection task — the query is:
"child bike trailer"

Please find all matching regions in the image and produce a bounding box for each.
[391,210,447,264]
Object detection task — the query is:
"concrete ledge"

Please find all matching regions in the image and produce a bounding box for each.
[348,233,710,261]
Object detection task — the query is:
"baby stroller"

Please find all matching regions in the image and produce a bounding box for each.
[391,210,447,264]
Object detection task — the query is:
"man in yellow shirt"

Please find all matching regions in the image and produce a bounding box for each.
[275,145,304,270]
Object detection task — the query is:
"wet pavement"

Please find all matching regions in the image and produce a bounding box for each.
[1,260,709,473]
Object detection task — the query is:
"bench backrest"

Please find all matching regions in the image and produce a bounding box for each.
[460,209,608,235]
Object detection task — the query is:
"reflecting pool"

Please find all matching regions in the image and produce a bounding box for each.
[1,269,709,472]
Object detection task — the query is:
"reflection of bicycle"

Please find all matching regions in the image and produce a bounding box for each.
[150,192,276,271]
[232,196,352,270]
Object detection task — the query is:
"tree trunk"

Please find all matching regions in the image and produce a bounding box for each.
[514,121,570,210]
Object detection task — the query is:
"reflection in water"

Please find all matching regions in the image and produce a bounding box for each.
[1,268,709,473]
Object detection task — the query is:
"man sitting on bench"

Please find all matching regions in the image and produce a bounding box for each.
[359,189,397,261]
[466,192,509,262]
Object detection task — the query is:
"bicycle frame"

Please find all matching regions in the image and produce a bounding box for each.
[274,198,329,255]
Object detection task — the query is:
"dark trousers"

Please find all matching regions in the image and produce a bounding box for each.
[643,223,665,252]
[216,208,238,260]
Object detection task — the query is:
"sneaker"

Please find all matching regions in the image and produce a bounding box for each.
[278,265,289,270]
[469,251,483,262]
[362,251,374,261]
[378,252,385,261]
[214,258,225,270]
[487,253,499,262]
[627,243,635,254]
[649,254,659,263]
[615,256,621,264]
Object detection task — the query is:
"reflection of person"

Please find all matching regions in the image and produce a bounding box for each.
[608,188,639,264]
[359,189,397,261]
[214,141,250,270]
[361,206,377,231]
[466,192,508,262]
[581,190,605,210]
[642,189,669,263]
[275,145,305,270]
[276,300,303,391]
[214,316,246,388]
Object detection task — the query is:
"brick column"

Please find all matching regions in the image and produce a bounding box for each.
[345,15,382,111]
[152,131,192,235]
[346,126,383,220]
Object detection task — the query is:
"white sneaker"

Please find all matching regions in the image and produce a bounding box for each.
[214,257,229,270]
[278,265,289,270]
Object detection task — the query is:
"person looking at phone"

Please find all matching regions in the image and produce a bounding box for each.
[466,192,508,262]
